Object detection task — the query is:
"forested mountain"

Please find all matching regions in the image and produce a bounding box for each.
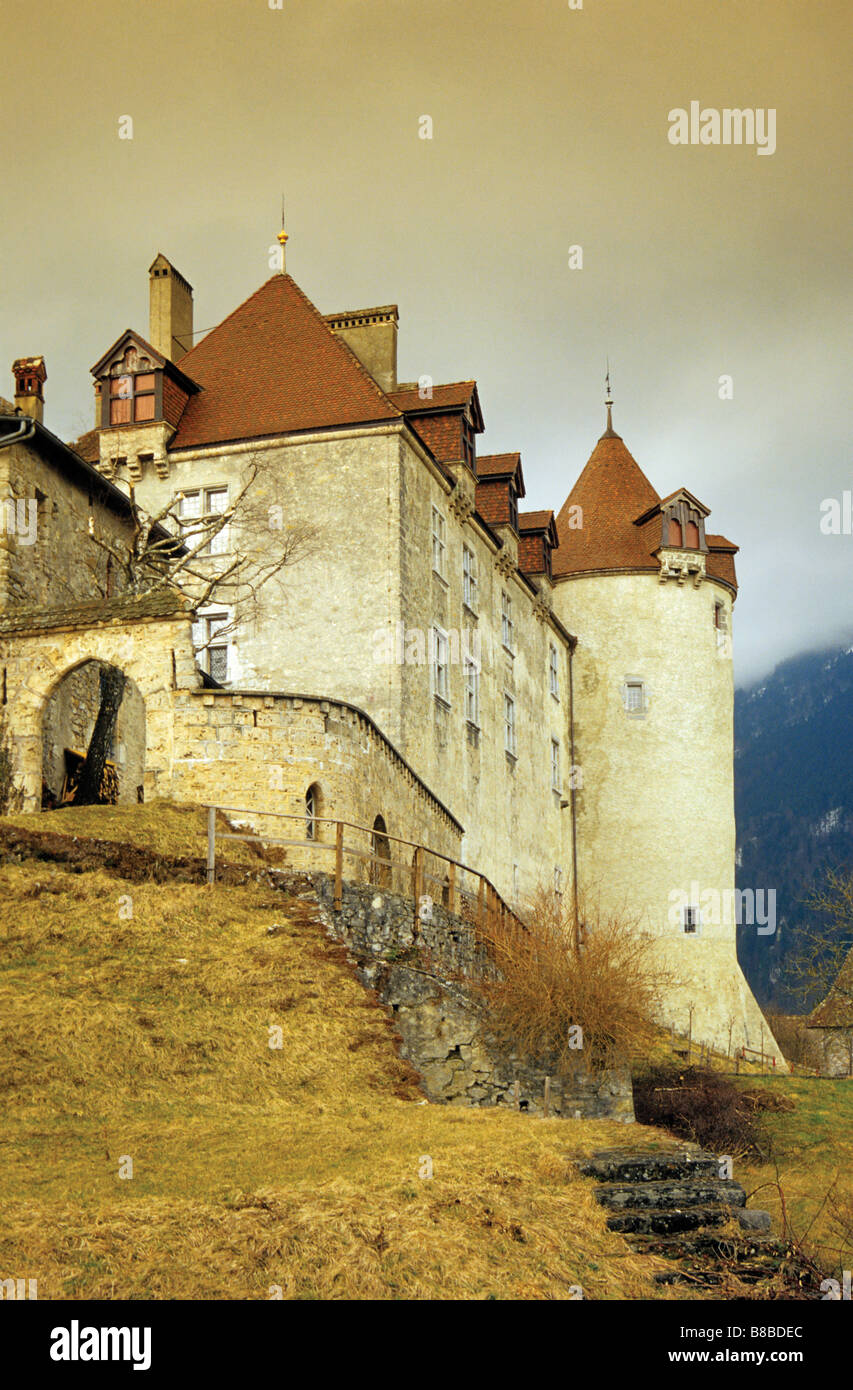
[735,644,853,1010]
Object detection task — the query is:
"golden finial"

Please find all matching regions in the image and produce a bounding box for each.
[277,196,288,273]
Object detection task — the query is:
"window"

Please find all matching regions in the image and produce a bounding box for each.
[193,610,230,683]
[667,516,683,547]
[549,643,559,699]
[462,545,478,612]
[432,626,450,703]
[624,680,646,714]
[501,591,514,653]
[305,784,320,840]
[683,906,701,935]
[178,487,230,555]
[714,601,727,631]
[551,738,561,792]
[462,419,476,471]
[464,655,479,726]
[109,371,156,425]
[431,506,447,580]
[504,693,517,757]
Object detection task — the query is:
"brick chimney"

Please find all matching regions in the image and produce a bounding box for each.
[148,253,194,362]
[12,356,46,424]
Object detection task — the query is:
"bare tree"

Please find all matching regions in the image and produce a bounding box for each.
[72,457,319,804]
[782,867,853,1010]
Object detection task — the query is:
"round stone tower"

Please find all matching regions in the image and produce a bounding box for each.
[552,402,784,1066]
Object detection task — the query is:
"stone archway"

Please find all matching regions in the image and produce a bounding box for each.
[0,593,200,812]
[41,659,146,807]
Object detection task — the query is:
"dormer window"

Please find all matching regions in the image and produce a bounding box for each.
[668,517,683,547]
[109,370,157,424]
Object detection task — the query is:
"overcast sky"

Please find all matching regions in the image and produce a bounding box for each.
[1,0,850,687]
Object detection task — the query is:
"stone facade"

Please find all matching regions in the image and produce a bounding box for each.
[119,425,575,910]
[167,688,462,868]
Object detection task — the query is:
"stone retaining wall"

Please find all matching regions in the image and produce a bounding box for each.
[307,873,634,1121]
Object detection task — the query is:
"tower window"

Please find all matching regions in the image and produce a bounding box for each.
[683,906,701,934]
[623,679,646,714]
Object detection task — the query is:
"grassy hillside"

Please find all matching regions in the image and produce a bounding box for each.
[736,1075,853,1282]
[0,803,684,1301]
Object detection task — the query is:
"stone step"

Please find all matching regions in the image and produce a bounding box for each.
[595,1178,746,1212]
[605,1204,733,1235]
[576,1148,720,1184]
[626,1230,791,1262]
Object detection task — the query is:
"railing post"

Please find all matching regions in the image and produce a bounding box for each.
[206,805,216,886]
[447,861,456,917]
[334,821,343,911]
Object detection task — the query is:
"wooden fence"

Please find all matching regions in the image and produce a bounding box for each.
[204,804,525,937]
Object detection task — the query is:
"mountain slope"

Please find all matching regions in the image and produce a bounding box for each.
[735,644,853,1009]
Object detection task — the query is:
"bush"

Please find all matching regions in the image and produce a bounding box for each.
[633,1064,768,1158]
[469,887,675,1073]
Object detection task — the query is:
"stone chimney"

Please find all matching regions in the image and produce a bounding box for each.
[12,357,46,424]
[148,253,194,362]
[324,305,398,394]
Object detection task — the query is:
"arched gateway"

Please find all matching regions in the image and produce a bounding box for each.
[0,591,199,812]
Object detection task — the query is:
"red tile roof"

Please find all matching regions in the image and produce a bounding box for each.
[553,427,738,592]
[68,428,100,464]
[168,275,401,449]
[553,431,660,576]
[389,381,478,413]
[519,509,555,532]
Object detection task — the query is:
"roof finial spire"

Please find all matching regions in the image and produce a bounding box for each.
[603,357,616,436]
[276,196,288,274]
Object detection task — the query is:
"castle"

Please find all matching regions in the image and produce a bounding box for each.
[0,238,783,1065]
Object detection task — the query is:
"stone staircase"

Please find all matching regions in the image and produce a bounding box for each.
[576,1148,817,1293]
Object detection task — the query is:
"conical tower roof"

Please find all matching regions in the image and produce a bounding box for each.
[553,411,661,577]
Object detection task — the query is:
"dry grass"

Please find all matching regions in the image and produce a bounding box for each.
[471,887,676,1072]
[1,799,260,863]
[0,808,689,1301]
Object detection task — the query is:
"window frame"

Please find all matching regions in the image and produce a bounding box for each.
[177,485,231,556]
[503,692,517,758]
[462,544,478,613]
[431,624,451,705]
[550,737,561,792]
[431,505,448,582]
[464,654,480,727]
[501,590,515,655]
[549,643,559,700]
